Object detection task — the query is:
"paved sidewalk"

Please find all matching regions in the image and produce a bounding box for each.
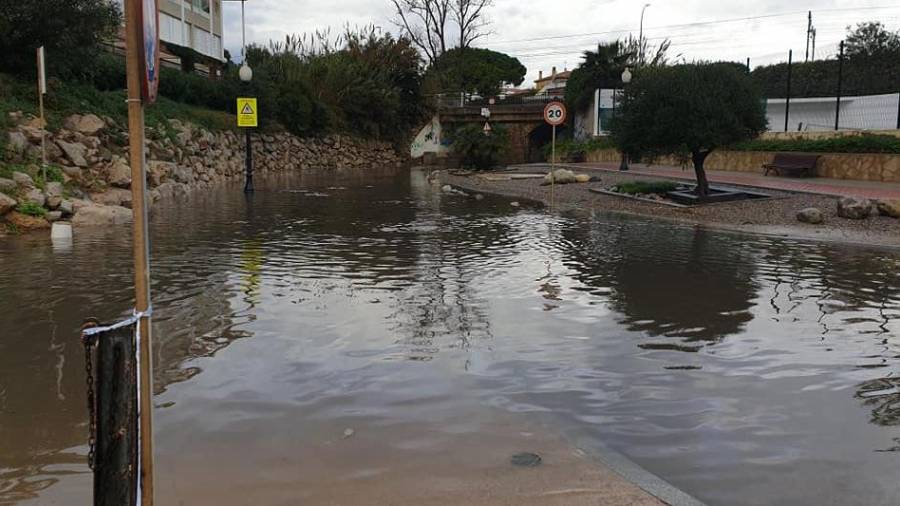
[557,161,900,201]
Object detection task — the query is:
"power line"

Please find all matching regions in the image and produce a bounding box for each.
[484,4,900,46]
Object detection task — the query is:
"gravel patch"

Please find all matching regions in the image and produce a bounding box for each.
[436,168,900,249]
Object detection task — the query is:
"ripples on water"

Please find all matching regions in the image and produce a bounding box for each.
[0,170,898,505]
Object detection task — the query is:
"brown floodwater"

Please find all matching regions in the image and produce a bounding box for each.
[0,169,898,505]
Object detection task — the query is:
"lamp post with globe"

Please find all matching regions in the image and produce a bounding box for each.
[618,67,632,171]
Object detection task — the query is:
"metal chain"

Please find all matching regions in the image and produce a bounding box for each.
[81,320,100,471]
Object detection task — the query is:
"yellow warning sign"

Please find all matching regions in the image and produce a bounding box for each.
[237,97,258,127]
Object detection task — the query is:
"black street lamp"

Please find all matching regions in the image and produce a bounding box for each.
[619,67,632,171]
[239,62,254,192]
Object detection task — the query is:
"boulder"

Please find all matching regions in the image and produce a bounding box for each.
[61,166,83,180]
[837,197,873,220]
[148,160,174,186]
[90,188,132,208]
[46,196,62,210]
[64,114,106,135]
[45,211,63,222]
[0,178,15,193]
[0,192,17,215]
[106,159,132,188]
[574,174,592,183]
[72,204,132,227]
[18,126,43,143]
[12,171,35,189]
[59,199,75,216]
[56,140,88,167]
[876,199,900,219]
[543,169,577,185]
[7,131,28,153]
[45,181,64,198]
[5,211,50,230]
[24,188,46,208]
[170,164,194,184]
[797,207,824,224]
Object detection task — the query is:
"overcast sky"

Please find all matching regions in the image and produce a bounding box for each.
[221,0,900,83]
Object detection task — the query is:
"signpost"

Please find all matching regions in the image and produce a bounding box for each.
[126,0,158,504]
[543,101,567,170]
[237,98,258,192]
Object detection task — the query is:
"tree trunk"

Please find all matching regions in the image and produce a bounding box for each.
[692,150,711,198]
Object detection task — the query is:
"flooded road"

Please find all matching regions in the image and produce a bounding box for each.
[1,169,898,505]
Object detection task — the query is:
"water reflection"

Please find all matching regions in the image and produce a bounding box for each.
[1,171,899,506]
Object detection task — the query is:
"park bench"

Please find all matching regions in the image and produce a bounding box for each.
[763,153,820,178]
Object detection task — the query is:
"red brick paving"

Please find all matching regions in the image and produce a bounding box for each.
[561,161,900,201]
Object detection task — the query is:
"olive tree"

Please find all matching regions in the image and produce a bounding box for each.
[611,63,767,197]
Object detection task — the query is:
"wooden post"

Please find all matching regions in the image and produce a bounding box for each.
[784,50,792,133]
[124,0,155,504]
[94,325,138,506]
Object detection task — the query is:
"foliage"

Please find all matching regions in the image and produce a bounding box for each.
[565,36,674,114]
[448,123,508,170]
[612,63,767,196]
[612,181,679,195]
[428,47,526,96]
[845,22,900,58]
[542,137,617,160]
[165,43,202,73]
[0,0,121,75]
[750,54,900,98]
[16,201,46,217]
[730,134,900,154]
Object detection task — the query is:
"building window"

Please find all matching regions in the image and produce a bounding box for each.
[192,0,210,16]
[192,26,211,55]
[159,12,183,46]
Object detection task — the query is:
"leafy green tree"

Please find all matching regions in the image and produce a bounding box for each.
[428,47,526,96]
[611,63,767,197]
[448,123,508,170]
[0,0,121,73]
[845,21,900,58]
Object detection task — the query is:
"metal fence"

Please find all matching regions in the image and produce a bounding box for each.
[765,93,900,132]
[432,92,564,109]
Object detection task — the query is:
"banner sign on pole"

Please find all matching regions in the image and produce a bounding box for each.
[140,0,160,104]
[37,47,47,95]
[237,98,258,127]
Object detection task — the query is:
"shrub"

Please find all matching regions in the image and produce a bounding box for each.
[16,201,46,217]
[730,134,900,154]
[544,137,618,161]
[613,181,679,195]
[448,124,509,170]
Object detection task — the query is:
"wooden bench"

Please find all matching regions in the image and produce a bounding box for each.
[763,153,820,178]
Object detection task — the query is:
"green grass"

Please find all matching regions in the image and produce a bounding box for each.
[544,137,618,159]
[0,73,237,138]
[612,181,679,195]
[0,161,64,189]
[730,134,900,154]
[16,200,46,217]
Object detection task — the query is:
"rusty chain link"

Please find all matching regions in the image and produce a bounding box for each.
[81,319,100,470]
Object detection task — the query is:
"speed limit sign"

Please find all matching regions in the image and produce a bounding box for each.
[543,102,567,126]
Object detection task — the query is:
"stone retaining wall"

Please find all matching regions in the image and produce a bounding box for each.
[1,113,405,231]
[585,148,900,183]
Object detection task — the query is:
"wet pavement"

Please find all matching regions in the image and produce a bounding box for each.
[0,169,898,505]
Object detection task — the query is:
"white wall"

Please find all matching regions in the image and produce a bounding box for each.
[411,116,449,159]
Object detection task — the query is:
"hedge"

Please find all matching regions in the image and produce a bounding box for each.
[729,134,900,154]
[751,54,900,98]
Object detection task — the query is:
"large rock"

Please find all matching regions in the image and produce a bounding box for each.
[543,169,577,185]
[45,181,64,199]
[148,160,174,186]
[90,188,132,208]
[837,197,873,220]
[56,140,88,167]
[7,131,28,153]
[72,204,132,227]
[797,207,824,224]
[59,199,75,216]
[170,164,194,184]
[0,178,15,193]
[12,171,34,189]
[876,199,900,219]
[5,211,50,230]
[106,158,132,188]
[64,114,106,135]
[24,188,46,208]
[0,192,17,215]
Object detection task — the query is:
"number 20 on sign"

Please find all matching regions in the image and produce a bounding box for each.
[543,102,566,126]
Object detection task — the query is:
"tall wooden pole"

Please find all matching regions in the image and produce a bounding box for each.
[124,0,154,504]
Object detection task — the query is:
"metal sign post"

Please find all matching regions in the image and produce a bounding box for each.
[125,0,159,504]
[543,101,567,208]
[237,97,258,192]
[36,47,47,182]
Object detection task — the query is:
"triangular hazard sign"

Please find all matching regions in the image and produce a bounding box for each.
[241,103,254,115]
